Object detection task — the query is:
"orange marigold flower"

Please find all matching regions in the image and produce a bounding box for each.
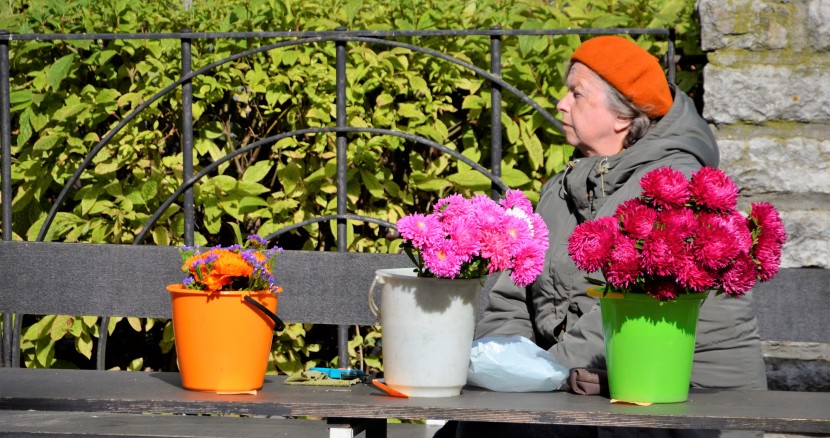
[214,250,254,278]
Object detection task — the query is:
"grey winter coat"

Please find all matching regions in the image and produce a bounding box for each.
[473,88,766,438]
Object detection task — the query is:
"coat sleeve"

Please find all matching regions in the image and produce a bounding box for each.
[474,271,536,341]
[547,302,607,369]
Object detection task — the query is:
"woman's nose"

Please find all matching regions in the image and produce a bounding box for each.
[556,93,570,113]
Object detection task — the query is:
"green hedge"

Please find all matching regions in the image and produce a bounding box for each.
[0,0,701,372]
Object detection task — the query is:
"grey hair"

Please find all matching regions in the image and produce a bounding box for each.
[601,80,657,148]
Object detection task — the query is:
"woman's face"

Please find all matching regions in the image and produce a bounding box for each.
[556,63,630,157]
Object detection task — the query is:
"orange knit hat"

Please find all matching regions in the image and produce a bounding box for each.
[571,36,673,118]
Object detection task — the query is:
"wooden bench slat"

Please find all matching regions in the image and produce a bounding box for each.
[0,241,411,326]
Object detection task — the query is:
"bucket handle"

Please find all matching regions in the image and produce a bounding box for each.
[243,295,286,332]
[368,274,384,319]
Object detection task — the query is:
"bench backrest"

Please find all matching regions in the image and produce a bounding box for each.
[3,240,827,348]
[0,241,411,325]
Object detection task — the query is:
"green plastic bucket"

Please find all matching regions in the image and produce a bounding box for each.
[588,287,706,403]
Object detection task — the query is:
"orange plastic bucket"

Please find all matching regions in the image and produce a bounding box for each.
[166,284,278,392]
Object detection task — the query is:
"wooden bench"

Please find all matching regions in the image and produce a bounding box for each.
[0,241,414,437]
[1,240,829,437]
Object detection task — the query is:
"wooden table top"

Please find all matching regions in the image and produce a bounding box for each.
[1,368,828,434]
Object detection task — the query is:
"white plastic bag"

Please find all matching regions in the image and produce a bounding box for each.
[467,335,569,392]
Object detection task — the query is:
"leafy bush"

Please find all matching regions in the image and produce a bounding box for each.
[0,0,700,372]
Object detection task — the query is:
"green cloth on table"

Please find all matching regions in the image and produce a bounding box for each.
[285,370,360,387]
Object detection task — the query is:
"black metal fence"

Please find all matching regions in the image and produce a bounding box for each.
[0,28,674,368]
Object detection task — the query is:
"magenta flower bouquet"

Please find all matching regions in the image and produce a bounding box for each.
[569,166,787,300]
[396,190,550,287]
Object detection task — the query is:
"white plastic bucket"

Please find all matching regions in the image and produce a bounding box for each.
[369,268,481,397]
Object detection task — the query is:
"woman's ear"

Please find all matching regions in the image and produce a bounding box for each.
[614,117,632,134]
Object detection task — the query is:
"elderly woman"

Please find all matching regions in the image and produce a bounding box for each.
[447,36,766,438]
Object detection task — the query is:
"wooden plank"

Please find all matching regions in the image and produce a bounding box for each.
[751,267,830,343]
[2,241,827,341]
[1,368,828,434]
[0,241,410,325]
[0,410,330,437]
[0,410,440,438]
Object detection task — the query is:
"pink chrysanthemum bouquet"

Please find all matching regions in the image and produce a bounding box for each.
[568,166,787,301]
[396,190,550,287]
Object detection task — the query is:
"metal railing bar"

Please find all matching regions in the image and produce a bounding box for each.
[1,32,12,367]
[133,126,509,245]
[345,36,563,131]
[34,36,326,241]
[666,29,677,85]
[489,27,503,200]
[335,29,349,367]
[34,34,556,241]
[181,33,195,247]
[0,28,672,42]
[263,214,396,242]
[0,35,10,242]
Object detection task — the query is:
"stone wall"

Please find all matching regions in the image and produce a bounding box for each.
[697,0,830,399]
[698,0,830,269]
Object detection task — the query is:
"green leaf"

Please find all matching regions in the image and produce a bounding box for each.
[397,103,425,120]
[375,92,394,107]
[127,317,142,333]
[411,172,449,192]
[279,162,301,194]
[306,107,331,123]
[96,88,121,104]
[160,321,175,354]
[108,317,122,336]
[211,175,237,192]
[47,54,75,90]
[33,134,63,151]
[521,128,544,171]
[35,337,55,367]
[239,196,269,213]
[461,95,485,110]
[236,180,269,196]
[76,332,93,360]
[242,160,273,183]
[501,167,532,188]
[22,315,56,342]
[448,170,490,191]
[360,170,384,198]
[10,90,32,104]
[50,315,74,341]
[152,227,170,246]
[128,357,144,371]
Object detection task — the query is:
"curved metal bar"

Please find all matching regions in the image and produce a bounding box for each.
[133,126,509,244]
[262,214,396,243]
[35,36,328,241]
[38,32,572,240]
[40,33,565,240]
[345,36,563,132]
